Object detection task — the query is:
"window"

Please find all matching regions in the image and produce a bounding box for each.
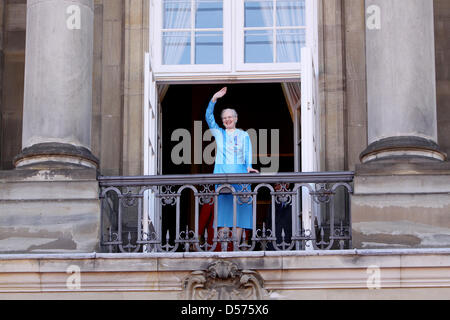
[151,0,311,76]
[154,0,232,73]
[240,0,305,64]
[162,0,224,65]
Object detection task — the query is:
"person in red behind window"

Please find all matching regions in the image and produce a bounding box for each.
[198,202,214,246]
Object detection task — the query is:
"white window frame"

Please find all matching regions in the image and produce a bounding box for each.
[235,0,305,72]
[146,0,320,252]
[143,52,160,250]
[152,0,232,74]
[151,0,315,80]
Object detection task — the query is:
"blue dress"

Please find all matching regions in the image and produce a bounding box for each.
[205,100,253,229]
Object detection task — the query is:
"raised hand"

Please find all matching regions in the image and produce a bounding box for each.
[212,87,227,102]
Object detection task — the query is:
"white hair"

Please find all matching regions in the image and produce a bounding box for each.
[221,108,238,118]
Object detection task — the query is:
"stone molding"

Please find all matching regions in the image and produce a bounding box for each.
[1,250,450,299]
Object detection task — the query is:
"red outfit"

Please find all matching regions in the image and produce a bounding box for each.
[198,203,214,245]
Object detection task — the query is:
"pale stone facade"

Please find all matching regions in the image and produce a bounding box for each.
[0,0,450,299]
[1,250,450,299]
[1,0,446,174]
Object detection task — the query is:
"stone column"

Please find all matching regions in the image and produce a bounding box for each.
[14,0,98,168]
[352,0,450,249]
[360,0,446,163]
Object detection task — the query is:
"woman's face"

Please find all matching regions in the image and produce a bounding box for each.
[222,110,237,130]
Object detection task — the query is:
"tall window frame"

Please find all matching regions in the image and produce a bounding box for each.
[146,0,320,235]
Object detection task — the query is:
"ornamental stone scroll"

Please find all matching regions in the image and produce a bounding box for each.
[183,260,269,300]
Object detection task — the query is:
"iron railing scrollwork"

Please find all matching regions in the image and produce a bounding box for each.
[99,172,354,253]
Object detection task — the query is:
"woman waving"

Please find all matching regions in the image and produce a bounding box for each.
[205,87,259,245]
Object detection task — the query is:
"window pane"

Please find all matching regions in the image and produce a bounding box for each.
[276,0,305,26]
[245,0,273,28]
[245,30,273,63]
[195,31,223,64]
[276,29,305,62]
[164,0,191,29]
[196,0,223,28]
[163,32,191,65]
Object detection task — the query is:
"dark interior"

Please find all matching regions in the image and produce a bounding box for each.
[159,83,296,246]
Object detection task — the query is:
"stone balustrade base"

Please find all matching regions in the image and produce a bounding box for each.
[0,168,101,253]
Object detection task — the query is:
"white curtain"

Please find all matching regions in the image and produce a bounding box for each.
[276,0,303,26]
[245,0,304,63]
[163,0,191,65]
[276,0,304,62]
[260,0,274,27]
[244,0,273,27]
[244,0,273,62]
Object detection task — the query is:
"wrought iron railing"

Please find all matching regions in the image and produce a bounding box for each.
[98,172,354,253]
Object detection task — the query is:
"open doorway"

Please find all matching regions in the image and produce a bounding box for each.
[161,83,295,175]
[158,83,298,247]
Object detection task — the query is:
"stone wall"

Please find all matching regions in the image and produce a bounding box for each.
[91,0,149,176]
[0,168,101,253]
[352,161,450,249]
[343,0,367,171]
[0,1,448,174]
[122,0,149,176]
[319,0,346,171]
[91,0,125,176]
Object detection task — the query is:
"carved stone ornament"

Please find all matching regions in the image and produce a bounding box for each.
[183,260,269,300]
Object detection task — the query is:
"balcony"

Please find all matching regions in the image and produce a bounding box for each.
[3,170,450,299]
[98,172,354,253]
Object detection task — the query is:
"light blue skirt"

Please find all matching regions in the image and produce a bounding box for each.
[217,185,253,230]
[213,164,253,230]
